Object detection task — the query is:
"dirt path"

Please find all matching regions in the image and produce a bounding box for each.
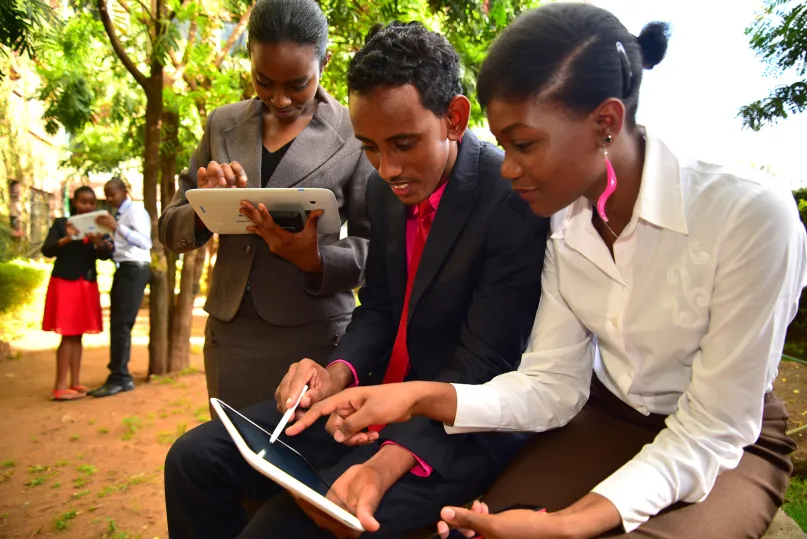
[0,305,804,539]
[0,307,209,539]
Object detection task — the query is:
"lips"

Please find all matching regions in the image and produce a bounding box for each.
[388,182,413,198]
[272,106,297,118]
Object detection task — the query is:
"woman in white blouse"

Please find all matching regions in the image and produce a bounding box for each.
[287,3,807,538]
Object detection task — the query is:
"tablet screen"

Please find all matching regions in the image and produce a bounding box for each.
[216,400,344,504]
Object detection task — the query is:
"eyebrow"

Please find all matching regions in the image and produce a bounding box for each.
[500,122,530,136]
[254,71,309,85]
[355,133,420,144]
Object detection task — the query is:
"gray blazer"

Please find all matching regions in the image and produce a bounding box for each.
[159,88,373,326]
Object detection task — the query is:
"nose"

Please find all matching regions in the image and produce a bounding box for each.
[376,154,403,182]
[500,154,523,181]
[271,91,292,109]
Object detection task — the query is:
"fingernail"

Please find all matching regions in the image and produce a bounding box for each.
[334,431,345,442]
[286,398,292,405]
[443,509,455,521]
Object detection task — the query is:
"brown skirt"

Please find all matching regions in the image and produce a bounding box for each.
[483,377,797,539]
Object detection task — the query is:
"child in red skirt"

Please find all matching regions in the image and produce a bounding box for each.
[41,186,113,401]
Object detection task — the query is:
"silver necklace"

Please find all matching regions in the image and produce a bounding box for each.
[594,209,619,239]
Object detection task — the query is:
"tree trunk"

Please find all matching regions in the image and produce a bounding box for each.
[145,77,169,377]
[168,247,197,372]
[160,108,179,335]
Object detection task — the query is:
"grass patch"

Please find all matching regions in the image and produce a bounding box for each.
[26,472,58,487]
[784,476,807,532]
[54,509,77,532]
[1,512,9,520]
[2,459,15,468]
[54,460,69,468]
[157,423,187,444]
[97,485,117,498]
[88,419,96,426]
[69,434,80,442]
[72,476,88,488]
[193,406,211,423]
[101,518,140,538]
[76,464,97,475]
[0,470,13,483]
[51,481,61,489]
[98,427,110,434]
[121,416,142,440]
[71,489,91,500]
[29,465,47,473]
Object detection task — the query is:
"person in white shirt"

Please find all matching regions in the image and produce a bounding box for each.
[89,178,153,398]
[285,4,807,538]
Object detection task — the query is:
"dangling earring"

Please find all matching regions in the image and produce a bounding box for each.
[596,134,617,223]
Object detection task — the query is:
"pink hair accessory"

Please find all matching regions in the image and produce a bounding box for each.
[596,146,617,223]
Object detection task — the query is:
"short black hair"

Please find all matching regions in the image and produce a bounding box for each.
[105,177,128,193]
[347,21,462,117]
[72,185,95,200]
[477,3,669,125]
[247,0,329,62]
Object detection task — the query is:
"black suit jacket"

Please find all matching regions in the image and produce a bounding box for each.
[42,217,111,282]
[333,131,549,477]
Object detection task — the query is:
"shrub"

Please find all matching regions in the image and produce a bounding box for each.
[0,259,49,340]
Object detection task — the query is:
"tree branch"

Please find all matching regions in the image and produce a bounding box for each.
[98,0,149,89]
[131,0,156,22]
[215,6,251,67]
[167,0,189,21]
[173,17,196,82]
[116,0,132,15]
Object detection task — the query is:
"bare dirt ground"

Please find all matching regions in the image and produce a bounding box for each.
[0,304,209,539]
[0,303,804,539]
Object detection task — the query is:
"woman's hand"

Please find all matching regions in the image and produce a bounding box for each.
[437,505,568,539]
[286,381,457,444]
[66,222,80,238]
[197,160,248,189]
[240,200,324,274]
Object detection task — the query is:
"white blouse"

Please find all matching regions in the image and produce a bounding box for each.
[447,133,807,531]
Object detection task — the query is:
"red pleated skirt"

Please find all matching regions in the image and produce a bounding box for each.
[42,277,103,336]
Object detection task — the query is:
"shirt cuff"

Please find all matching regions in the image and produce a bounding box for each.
[327,359,358,387]
[590,458,673,533]
[380,441,433,477]
[443,383,505,434]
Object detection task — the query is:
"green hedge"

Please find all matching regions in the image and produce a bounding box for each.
[788,190,807,355]
[0,259,48,340]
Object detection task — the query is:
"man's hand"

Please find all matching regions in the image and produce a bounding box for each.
[95,213,117,232]
[197,160,248,189]
[85,232,105,248]
[240,201,324,273]
[294,444,416,536]
[275,359,354,416]
[66,222,80,238]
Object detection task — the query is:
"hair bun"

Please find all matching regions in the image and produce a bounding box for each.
[637,21,670,69]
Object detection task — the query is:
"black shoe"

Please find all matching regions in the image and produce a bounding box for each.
[88,381,135,398]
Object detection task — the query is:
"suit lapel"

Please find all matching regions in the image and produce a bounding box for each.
[269,88,346,188]
[222,99,263,188]
[407,133,483,322]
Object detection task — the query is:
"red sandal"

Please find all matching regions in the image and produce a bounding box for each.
[51,389,86,401]
[70,385,89,394]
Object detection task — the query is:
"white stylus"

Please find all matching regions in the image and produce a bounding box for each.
[270,384,308,444]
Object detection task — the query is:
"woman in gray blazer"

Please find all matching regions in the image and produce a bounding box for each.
[159,0,372,410]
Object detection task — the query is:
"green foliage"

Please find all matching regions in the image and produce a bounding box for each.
[0,259,46,314]
[0,0,59,77]
[787,189,807,351]
[783,476,807,533]
[0,259,48,340]
[740,0,807,130]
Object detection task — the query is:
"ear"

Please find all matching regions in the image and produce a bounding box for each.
[592,98,626,145]
[445,95,471,142]
[320,50,332,73]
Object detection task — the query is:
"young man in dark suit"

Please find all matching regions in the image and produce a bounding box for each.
[164,21,549,538]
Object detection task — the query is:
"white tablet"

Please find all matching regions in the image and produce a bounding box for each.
[210,398,364,532]
[186,188,342,235]
[67,210,113,239]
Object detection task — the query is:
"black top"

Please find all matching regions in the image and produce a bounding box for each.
[41,217,112,282]
[261,141,293,188]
